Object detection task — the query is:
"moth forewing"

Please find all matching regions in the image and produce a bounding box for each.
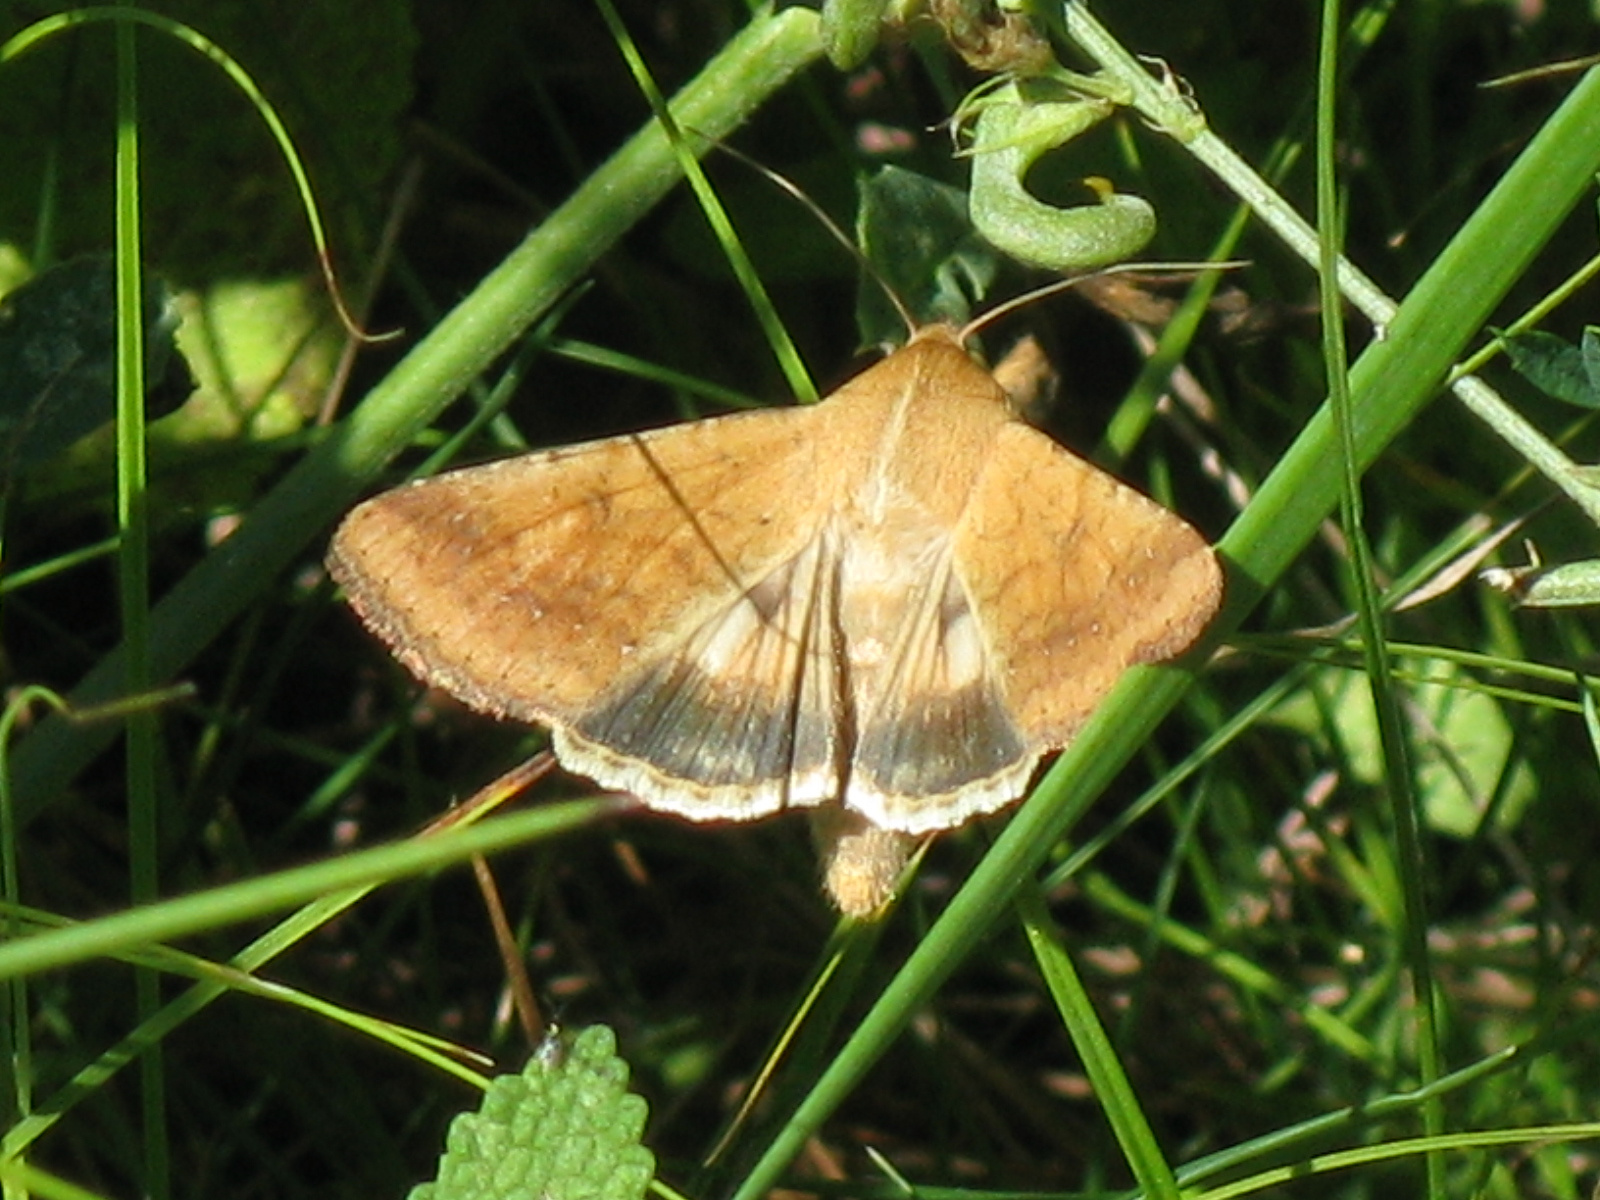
[948,425,1223,746]
[329,401,831,723]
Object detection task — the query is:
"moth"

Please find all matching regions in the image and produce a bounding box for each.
[328,322,1223,914]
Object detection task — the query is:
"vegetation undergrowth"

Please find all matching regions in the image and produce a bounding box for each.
[3,2,1600,1199]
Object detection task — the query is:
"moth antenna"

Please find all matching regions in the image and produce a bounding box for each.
[959,259,1249,344]
[710,138,919,340]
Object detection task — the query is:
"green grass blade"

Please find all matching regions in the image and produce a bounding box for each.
[0,801,599,983]
[111,22,169,1200]
[1315,5,1442,1193]
[1017,886,1180,1200]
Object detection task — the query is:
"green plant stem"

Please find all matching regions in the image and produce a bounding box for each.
[1448,374,1600,523]
[1062,4,1600,529]
[1056,2,1399,319]
[5,5,824,828]
[1215,63,1600,584]
[113,16,151,931]
[728,22,1600,1200]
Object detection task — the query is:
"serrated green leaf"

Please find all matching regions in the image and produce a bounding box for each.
[409,1026,655,1200]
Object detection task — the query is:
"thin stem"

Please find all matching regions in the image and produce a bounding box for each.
[1061,2,1600,529]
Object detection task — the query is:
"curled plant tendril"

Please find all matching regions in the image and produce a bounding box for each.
[966,79,1156,272]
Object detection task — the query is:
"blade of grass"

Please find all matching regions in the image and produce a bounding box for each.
[593,0,816,403]
[1315,4,1440,1195]
[1017,885,1180,1200]
[111,21,169,1200]
[1198,1123,1600,1200]
[0,905,492,1090]
[0,801,600,985]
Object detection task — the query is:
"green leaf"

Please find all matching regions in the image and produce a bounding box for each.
[1502,328,1600,408]
[1269,663,1535,839]
[0,256,189,478]
[855,165,1001,343]
[1583,325,1600,394]
[409,1026,655,1200]
[1492,557,1600,608]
